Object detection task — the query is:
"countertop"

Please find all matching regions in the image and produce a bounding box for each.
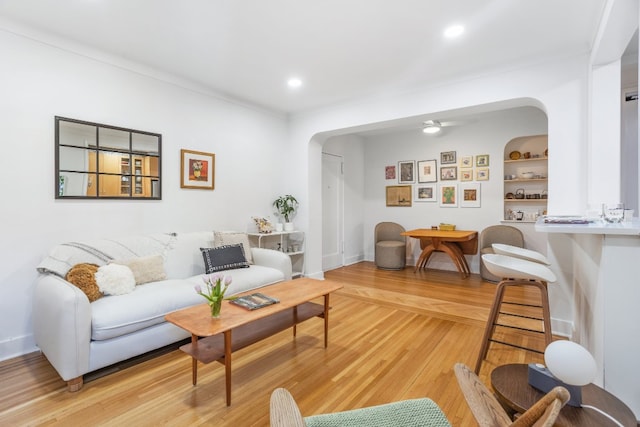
[535,216,640,235]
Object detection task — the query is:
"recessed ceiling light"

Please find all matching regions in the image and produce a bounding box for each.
[444,25,464,38]
[287,78,302,88]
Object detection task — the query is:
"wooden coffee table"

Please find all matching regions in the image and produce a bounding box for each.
[165,278,343,406]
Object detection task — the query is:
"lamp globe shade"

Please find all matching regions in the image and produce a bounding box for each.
[544,340,597,386]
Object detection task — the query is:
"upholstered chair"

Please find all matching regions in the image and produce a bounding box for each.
[374,222,406,270]
[479,225,524,282]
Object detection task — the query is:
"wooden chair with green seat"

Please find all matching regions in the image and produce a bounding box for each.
[454,363,570,427]
[270,387,451,427]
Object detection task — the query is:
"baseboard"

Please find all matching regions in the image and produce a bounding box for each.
[305,271,325,279]
[344,254,364,266]
[551,317,573,338]
[0,334,38,363]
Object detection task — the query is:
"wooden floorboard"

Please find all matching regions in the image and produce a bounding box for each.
[0,262,550,426]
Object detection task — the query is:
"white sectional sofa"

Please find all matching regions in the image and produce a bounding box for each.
[33,231,292,391]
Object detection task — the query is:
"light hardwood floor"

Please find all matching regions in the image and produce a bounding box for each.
[0,262,549,426]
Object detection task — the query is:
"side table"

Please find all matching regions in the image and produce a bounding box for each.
[491,364,637,426]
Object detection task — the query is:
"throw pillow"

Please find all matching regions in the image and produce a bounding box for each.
[95,264,136,296]
[201,244,250,273]
[110,254,167,285]
[65,263,103,302]
[213,231,254,264]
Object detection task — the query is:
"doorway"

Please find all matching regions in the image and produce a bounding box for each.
[322,152,344,271]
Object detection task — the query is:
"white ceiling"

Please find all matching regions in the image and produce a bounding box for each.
[0,0,609,114]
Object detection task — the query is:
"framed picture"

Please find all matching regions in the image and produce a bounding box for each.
[385,165,396,180]
[386,185,412,207]
[440,151,457,165]
[398,161,415,184]
[440,166,457,181]
[439,184,458,207]
[460,183,481,208]
[460,168,473,181]
[181,149,215,190]
[417,159,437,183]
[415,184,436,202]
[475,154,490,167]
[460,156,473,168]
[476,168,490,181]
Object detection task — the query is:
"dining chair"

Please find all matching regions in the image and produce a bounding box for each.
[374,222,406,270]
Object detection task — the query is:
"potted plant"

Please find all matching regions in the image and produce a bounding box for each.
[273,195,298,231]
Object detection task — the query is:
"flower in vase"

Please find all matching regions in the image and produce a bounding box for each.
[195,274,232,317]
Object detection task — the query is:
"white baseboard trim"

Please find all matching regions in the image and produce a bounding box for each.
[0,334,38,363]
[305,271,325,280]
[344,255,364,266]
[551,318,573,338]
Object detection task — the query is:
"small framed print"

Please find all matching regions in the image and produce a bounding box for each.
[385,165,396,180]
[417,159,437,183]
[476,167,490,181]
[386,185,412,206]
[439,184,458,207]
[440,166,457,181]
[440,151,457,165]
[181,149,215,190]
[398,160,415,184]
[460,156,473,168]
[460,168,473,182]
[415,184,436,202]
[475,154,490,167]
[460,183,481,208]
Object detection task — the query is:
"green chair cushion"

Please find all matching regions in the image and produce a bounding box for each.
[304,398,451,427]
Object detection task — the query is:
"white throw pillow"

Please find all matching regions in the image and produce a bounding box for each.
[111,254,166,285]
[214,231,253,264]
[95,264,136,295]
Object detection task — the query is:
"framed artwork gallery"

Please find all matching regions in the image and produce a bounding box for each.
[386,185,412,206]
[398,160,415,184]
[417,159,437,183]
[460,182,481,207]
[181,149,215,190]
[439,183,458,207]
[440,151,456,165]
[415,184,436,202]
[440,166,457,181]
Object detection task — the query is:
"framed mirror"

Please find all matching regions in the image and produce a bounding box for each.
[55,116,162,199]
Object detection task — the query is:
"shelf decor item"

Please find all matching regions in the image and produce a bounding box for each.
[253,217,273,233]
[195,274,232,318]
[273,194,299,231]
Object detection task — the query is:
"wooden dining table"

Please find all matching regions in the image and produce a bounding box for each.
[401,228,478,278]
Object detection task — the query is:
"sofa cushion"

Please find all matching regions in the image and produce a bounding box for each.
[91,278,203,341]
[111,254,167,285]
[201,244,249,273]
[214,231,254,264]
[90,266,286,341]
[163,232,213,280]
[65,263,103,302]
[95,264,136,295]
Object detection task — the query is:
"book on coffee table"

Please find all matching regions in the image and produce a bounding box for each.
[230,293,280,310]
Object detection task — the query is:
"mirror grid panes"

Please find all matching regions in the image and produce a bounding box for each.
[56,116,162,199]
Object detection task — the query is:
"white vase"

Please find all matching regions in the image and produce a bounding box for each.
[284,222,294,231]
[275,223,284,232]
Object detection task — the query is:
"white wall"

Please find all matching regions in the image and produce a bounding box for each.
[0,30,290,360]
